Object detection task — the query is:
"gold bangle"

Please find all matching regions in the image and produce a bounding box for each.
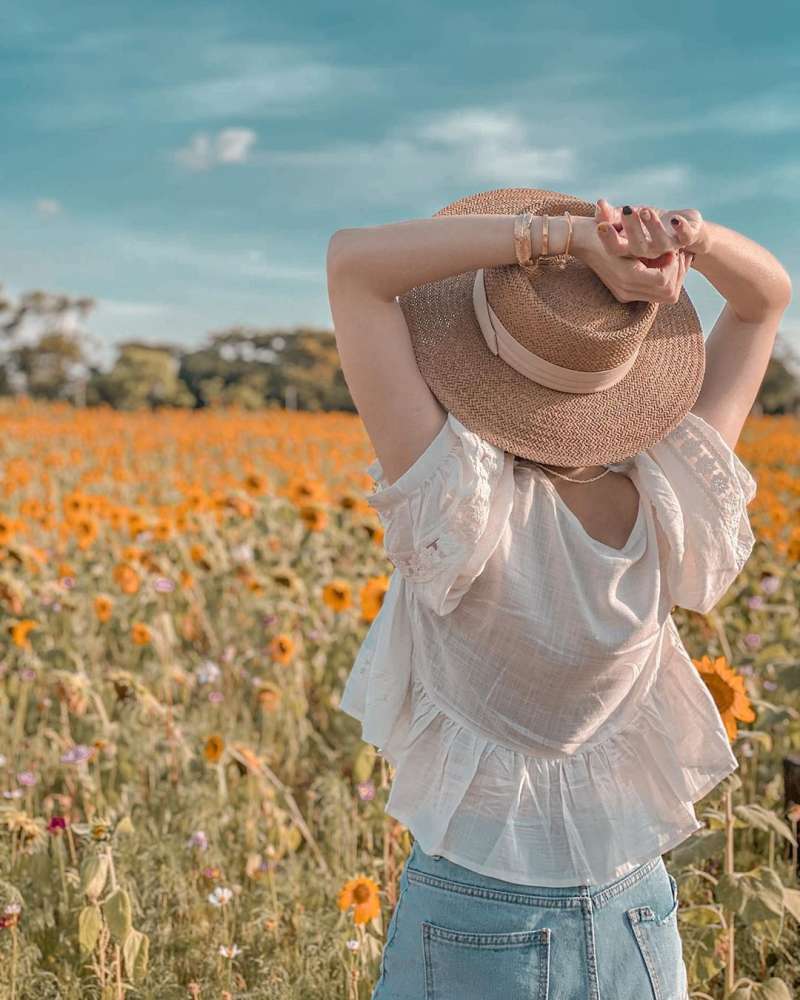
[513,210,535,267]
[558,211,573,269]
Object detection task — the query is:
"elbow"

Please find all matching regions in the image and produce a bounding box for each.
[326,229,360,279]
[768,262,793,313]
[745,268,793,321]
[779,269,793,309]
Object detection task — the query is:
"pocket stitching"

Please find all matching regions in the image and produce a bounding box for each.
[422,920,550,947]
[406,866,576,908]
[625,874,681,1000]
[422,921,550,1000]
[376,878,407,989]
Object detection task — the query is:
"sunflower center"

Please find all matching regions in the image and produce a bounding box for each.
[353,883,371,904]
[705,674,735,713]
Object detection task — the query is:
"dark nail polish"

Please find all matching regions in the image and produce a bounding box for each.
[622,205,632,215]
[671,217,680,227]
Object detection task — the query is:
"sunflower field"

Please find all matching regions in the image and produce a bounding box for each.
[0,399,799,999]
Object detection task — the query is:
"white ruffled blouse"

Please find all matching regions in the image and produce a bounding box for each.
[339,408,757,887]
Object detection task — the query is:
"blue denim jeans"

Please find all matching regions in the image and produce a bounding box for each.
[371,840,689,1000]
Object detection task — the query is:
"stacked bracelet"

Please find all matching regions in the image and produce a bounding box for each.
[514,211,574,272]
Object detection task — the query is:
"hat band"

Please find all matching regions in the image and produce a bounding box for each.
[472,268,638,393]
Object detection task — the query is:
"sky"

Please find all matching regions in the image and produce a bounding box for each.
[1,0,799,369]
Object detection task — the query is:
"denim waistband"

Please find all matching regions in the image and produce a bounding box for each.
[406,841,664,911]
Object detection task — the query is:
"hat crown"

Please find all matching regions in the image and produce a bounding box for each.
[483,258,658,374]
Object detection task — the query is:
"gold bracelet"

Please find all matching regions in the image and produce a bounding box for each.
[558,211,573,270]
[513,210,536,267]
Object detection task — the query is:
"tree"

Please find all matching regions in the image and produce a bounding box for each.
[0,283,95,401]
[86,343,195,409]
[755,347,800,414]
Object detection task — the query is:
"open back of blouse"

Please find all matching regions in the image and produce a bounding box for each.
[339,409,757,886]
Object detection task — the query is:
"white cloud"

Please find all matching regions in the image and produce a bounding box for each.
[216,128,257,163]
[173,127,257,171]
[252,105,577,207]
[35,198,62,217]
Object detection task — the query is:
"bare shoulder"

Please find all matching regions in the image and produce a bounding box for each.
[327,264,448,486]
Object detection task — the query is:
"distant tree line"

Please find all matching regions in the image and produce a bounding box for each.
[1,282,799,413]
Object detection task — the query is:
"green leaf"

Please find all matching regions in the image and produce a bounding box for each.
[353,743,376,783]
[80,855,109,901]
[755,979,793,1000]
[716,872,743,912]
[678,904,723,926]
[103,888,133,942]
[783,887,800,925]
[114,816,135,837]
[716,867,785,925]
[734,804,797,845]
[739,730,773,751]
[78,905,103,954]
[777,663,800,691]
[668,828,725,868]
[122,928,149,982]
[753,642,789,667]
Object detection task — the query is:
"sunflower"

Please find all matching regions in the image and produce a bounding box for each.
[10,619,38,649]
[337,875,381,925]
[269,633,295,666]
[360,576,389,623]
[131,622,152,646]
[322,579,352,612]
[113,562,141,595]
[94,594,114,623]
[298,504,328,532]
[204,734,225,763]
[75,516,99,550]
[256,683,282,712]
[0,514,14,546]
[692,654,756,742]
[153,519,174,542]
[242,471,268,496]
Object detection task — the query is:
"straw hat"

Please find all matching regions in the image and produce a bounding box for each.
[397,187,706,466]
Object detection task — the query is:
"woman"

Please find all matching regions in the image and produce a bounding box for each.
[326,189,792,1000]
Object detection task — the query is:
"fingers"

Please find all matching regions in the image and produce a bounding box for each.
[596,219,627,254]
[595,198,617,225]
[618,206,651,257]
[629,249,690,304]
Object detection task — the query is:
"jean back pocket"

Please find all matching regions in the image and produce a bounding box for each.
[422,920,550,1000]
[626,872,689,1000]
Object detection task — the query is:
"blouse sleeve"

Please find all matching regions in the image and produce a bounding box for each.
[639,409,758,615]
[364,412,514,616]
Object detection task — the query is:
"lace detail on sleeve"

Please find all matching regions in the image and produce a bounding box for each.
[661,411,757,570]
[387,435,504,584]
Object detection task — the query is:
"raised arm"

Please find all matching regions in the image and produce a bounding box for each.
[594,201,793,452]
[326,210,677,485]
[685,221,792,451]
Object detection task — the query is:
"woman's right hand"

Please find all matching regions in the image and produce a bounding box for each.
[595,199,711,257]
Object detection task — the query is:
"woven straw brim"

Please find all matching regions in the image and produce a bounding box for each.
[397,188,706,466]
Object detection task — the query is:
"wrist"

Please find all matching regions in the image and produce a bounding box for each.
[529,214,594,260]
[684,222,715,259]
[566,216,596,260]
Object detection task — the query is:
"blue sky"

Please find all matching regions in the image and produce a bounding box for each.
[1,0,799,368]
